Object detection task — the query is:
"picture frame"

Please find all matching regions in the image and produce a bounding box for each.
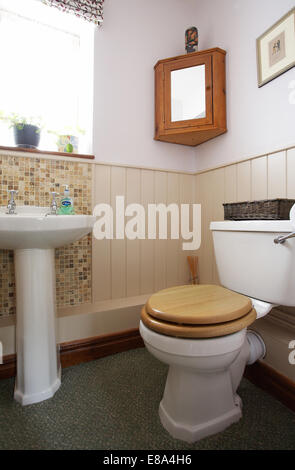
[256,8,295,87]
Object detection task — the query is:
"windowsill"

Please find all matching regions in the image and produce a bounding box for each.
[0,145,95,160]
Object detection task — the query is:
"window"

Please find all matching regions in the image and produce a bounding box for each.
[0,0,94,153]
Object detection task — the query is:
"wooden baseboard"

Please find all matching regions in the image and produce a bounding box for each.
[0,354,16,380]
[1,330,294,414]
[244,361,295,412]
[0,328,144,380]
[60,328,144,368]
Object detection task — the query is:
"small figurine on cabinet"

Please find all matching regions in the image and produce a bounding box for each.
[185,27,198,53]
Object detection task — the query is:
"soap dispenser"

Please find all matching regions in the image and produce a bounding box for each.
[58,185,75,215]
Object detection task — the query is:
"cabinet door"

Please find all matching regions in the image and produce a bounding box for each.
[163,54,213,130]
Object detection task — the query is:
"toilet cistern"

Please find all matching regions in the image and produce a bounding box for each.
[210,219,295,307]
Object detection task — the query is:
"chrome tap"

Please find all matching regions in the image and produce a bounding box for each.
[6,190,18,214]
[49,192,59,215]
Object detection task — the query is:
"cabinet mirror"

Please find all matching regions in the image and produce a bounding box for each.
[171,64,206,122]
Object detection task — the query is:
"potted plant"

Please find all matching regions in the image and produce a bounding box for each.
[0,112,43,149]
[48,126,85,154]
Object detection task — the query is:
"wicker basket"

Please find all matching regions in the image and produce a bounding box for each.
[223,199,295,220]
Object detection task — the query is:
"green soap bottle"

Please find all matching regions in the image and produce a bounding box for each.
[58,185,75,215]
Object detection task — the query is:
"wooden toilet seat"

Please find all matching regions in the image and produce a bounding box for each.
[142,284,256,338]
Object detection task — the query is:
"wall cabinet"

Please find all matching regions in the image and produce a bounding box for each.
[154,47,227,146]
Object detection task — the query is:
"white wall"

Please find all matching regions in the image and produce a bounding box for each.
[93,0,295,173]
[92,0,198,172]
[192,0,295,171]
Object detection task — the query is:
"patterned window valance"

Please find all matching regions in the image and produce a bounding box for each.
[42,0,104,25]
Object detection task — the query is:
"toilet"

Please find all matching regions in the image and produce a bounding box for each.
[140,219,295,442]
[140,284,265,442]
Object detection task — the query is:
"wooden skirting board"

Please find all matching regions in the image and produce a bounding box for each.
[0,354,16,380]
[1,328,294,413]
[244,361,295,413]
[60,328,144,368]
[0,328,144,380]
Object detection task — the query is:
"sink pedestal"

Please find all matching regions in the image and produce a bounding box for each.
[0,207,95,405]
[14,248,61,405]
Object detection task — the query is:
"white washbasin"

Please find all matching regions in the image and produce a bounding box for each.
[0,205,96,406]
[0,206,95,249]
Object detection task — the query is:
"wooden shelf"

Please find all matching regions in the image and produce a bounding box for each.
[0,145,95,160]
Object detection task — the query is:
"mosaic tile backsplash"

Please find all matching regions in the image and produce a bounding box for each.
[0,154,93,316]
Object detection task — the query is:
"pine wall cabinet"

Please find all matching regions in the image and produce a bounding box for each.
[154,47,227,146]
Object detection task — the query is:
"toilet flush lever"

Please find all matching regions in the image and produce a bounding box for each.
[274,232,295,244]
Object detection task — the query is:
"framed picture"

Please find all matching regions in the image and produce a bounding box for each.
[257,8,295,87]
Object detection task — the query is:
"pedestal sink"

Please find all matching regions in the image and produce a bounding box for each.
[0,206,95,405]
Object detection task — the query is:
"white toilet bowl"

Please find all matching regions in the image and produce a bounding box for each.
[140,320,263,442]
[139,284,269,442]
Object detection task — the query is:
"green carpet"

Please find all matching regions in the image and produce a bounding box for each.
[0,348,294,450]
